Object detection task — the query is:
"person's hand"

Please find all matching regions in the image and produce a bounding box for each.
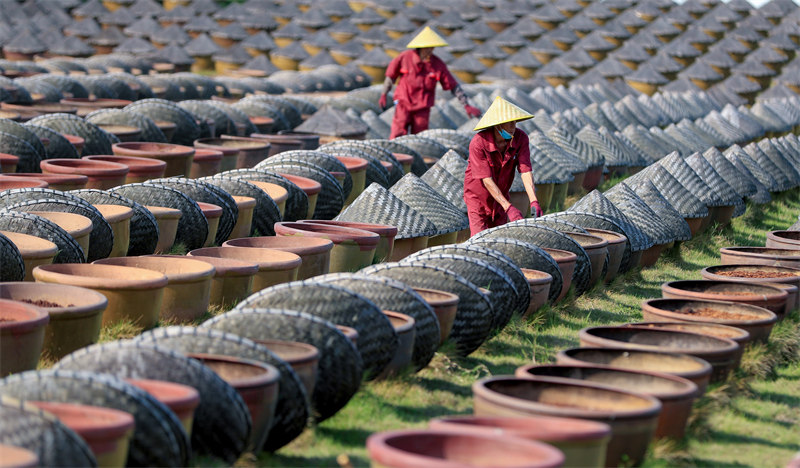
[378,93,387,109]
[505,204,524,222]
[530,200,543,218]
[464,104,481,118]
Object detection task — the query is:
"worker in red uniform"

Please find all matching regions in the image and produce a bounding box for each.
[464,96,543,236]
[378,26,482,139]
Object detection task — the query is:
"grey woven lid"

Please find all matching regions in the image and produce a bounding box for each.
[336,183,437,239]
[388,173,468,235]
[420,164,468,213]
[722,146,774,203]
[184,14,219,33]
[354,47,392,68]
[530,144,575,184]
[71,189,159,256]
[296,8,333,29]
[569,189,653,251]
[604,182,676,245]
[359,261,493,356]
[611,42,652,64]
[152,24,189,46]
[627,163,709,218]
[199,175,281,236]
[685,152,745,208]
[260,162,344,220]
[271,20,306,40]
[382,13,417,34]
[393,135,450,161]
[316,144,393,188]
[630,180,692,242]
[242,31,276,51]
[435,149,469,180]
[655,151,723,207]
[754,139,800,188]
[0,232,24,281]
[294,106,367,138]
[184,33,221,56]
[529,130,588,173]
[703,111,748,144]
[548,126,605,168]
[65,17,101,37]
[366,139,428,176]
[702,147,757,199]
[257,150,352,201]
[449,54,488,74]
[575,125,628,167]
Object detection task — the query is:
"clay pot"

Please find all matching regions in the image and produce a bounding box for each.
[2,173,87,191]
[543,248,576,302]
[584,228,626,283]
[1,231,58,281]
[579,325,740,382]
[472,375,661,467]
[60,98,132,117]
[196,202,223,247]
[701,264,800,314]
[223,236,332,280]
[642,298,778,343]
[189,148,223,179]
[0,153,19,173]
[564,233,607,287]
[153,121,177,141]
[174,254,257,309]
[145,206,182,254]
[0,444,38,467]
[661,280,788,316]
[193,139,238,172]
[247,180,288,218]
[298,220,397,263]
[188,245,301,291]
[275,222,379,272]
[62,134,85,154]
[30,401,134,467]
[520,269,552,318]
[94,256,214,324]
[389,235,430,262]
[0,175,48,189]
[97,124,142,142]
[229,196,256,240]
[336,324,359,346]
[366,428,565,468]
[274,132,319,150]
[392,153,414,174]
[256,339,319,397]
[126,378,200,437]
[112,142,195,178]
[639,242,669,268]
[516,364,698,440]
[83,155,167,184]
[333,156,368,204]
[719,246,800,269]
[556,347,713,396]
[0,298,49,377]
[766,230,800,250]
[684,216,704,237]
[277,173,321,218]
[377,311,416,378]
[428,415,610,468]
[28,211,92,261]
[205,136,270,169]
[249,133,303,156]
[0,282,106,360]
[411,287,457,345]
[582,165,603,192]
[93,204,133,257]
[188,353,280,451]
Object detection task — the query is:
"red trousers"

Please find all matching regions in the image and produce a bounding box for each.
[390,104,431,139]
[467,206,509,236]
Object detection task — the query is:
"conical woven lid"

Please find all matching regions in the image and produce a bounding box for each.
[530,144,575,183]
[743,143,793,191]
[702,147,756,199]
[569,189,653,251]
[576,125,627,167]
[335,183,437,239]
[420,164,468,213]
[721,146,773,203]
[436,149,468,179]
[757,139,800,186]
[406,26,448,48]
[547,126,605,168]
[631,180,692,241]
[657,151,724,207]
[389,174,468,234]
[627,164,709,218]
[685,152,744,206]
[605,182,676,245]
[473,96,534,131]
[529,130,588,173]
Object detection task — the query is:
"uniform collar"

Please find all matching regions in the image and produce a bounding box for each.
[478,128,523,153]
[408,50,435,67]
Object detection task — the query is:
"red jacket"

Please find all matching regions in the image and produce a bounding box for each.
[385,49,458,111]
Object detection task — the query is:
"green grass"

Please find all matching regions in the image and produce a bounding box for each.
[251,189,800,468]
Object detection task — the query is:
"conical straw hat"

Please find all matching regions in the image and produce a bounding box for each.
[473,96,534,131]
[406,26,449,48]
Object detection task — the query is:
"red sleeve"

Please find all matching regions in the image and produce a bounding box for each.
[469,134,493,180]
[516,131,532,173]
[436,59,458,91]
[385,53,403,80]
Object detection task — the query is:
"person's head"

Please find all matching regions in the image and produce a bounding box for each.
[494,121,516,140]
[417,47,434,61]
[472,97,534,135]
[406,27,448,53]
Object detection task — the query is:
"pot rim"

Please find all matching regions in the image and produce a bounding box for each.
[145,205,182,219]
[255,338,320,365]
[1,230,59,258]
[112,142,195,158]
[276,172,322,194]
[3,173,88,184]
[83,155,167,173]
[428,414,611,442]
[556,346,713,375]
[0,282,107,318]
[188,246,302,271]
[125,378,200,412]
[297,219,398,237]
[382,310,415,334]
[542,247,578,262]
[412,287,460,306]
[564,232,609,249]
[223,236,334,255]
[93,256,215,283]
[40,158,129,177]
[275,222,380,247]
[766,230,800,244]
[0,298,49,332]
[33,263,169,290]
[333,155,368,172]
[187,352,281,388]
[520,268,554,285]
[29,400,134,439]
[701,264,800,283]
[579,325,740,354]
[158,254,258,277]
[583,228,627,245]
[627,321,750,343]
[93,204,134,223]
[642,297,778,326]
[720,246,800,260]
[661,279,788,301]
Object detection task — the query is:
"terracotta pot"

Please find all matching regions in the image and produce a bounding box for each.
[228,196,256,240]
[112,142,195,178]
[28,211,93,261]
[428,415,610,468]
[766,230,800,250]
[564,233,608,287]
[366,428,565,468]
[144,206,182,254]
[93,204,133,257]
[583,228,626,283]
[196,202,223,247]
[188,245,300,291]
[275,222,379,272]
[249,133,303,156]
[277,173,321,218]
[520,269,552,318]
[60,98,132,117]
[94,256,214,324]
[275,132,319,150]
[661,280,788,316]
[389,235,430,262]
[2,173,88,191]
[126,378,200,437]
[30,401,134,467]
[516,364,698,440]
[684,216,704,237]
[0,444,38,467]
[0,153,19,173]
[97,124,142,143]
[62,134,85,154]
[1,231,58,281]
[189,148,223,179]
[0,282,106,360]
[579,325,740,382]
[710,204,735,227]
[223,236,332,280]
[83,155,167,184]
[256,339,319,397]
[209,136,271,169]
[335,324,359,347]
[174,254,256,309]
[247,180,288,218]
[582,165,604,192]
[392,153,414,174]
[473,375,660,467]
[543,248,576,302]
[427,230,459,248]
[334,156,368,205]
[0,175,48,189]
[720,246,800,269]
[297,220,397,263]
[188,353,280,451]
[153,121,177,142]
[193,139,238,172]
[556,347,713,396]
[701,264,800,314]
[0,298,49,377]
[642,298,778,343]
[377,311,416,378]
[640,242,670,268]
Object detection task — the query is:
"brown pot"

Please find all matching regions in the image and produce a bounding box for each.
[126,378,200,437]
[639,242,669,268]
[584,228,626,283]
[83,155,166,184]
[472,375,661,467]
[144,206,182,254]
[389,235,430,262]
[366,428,565,468]
[0,298,49,377]
[211,136,271,169]
[661,280,788,316]
[228,196,256,240]
[515,364,698,440]
[333,156,368,205]
[196,202,223,247]
[579,325,740,382]
[631,320,750,359]
[112,142,195,178]
[582,165,604,192]
[765,230,800,250]
[1,231,58,281]
[411,288,458,345]
[172,254,257,309]
[519,269,552,318]
[2,173,88,191]
[275,222,379,273]
[543,248,577,302]
[97,124,142,143]
[249,133,303,156]
[188,353,280,451]
[189,148,223,179]
[30,401,134,467]
[377,311,416,379]
[94,256,214,324]
[336,324,359,346]
[0,282,106,360]
[60,98,132,117]
[297,220,397,263]
[247,181,288,218]
[0,175,48,189]
[719,246,800,269]
[255,339,319,397]
[564,233,608,287]
[93,204,133,257]
[62,134,85,154]
[428,415,610,468]
[28,211,93,262]
[193,139,239,172]
[0,153,19,173]
[0,444,38,467]
[188,245,300,291]
[274,132,319,150]
[277,173,322,218]
[701,264,800,314]
[223,236,332,280]
[684,216,704,237]
[556,347,713,396]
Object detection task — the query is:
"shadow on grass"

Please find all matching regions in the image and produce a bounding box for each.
[380,399,469,423]
[691,457,750,468]
[411,376,473,398]
[703,429,800,451]
[748,390,800,408]
[259,452,371,468]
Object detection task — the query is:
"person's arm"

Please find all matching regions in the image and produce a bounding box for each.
[380,55,402,109]
[439,64,481,117]
[481,177,512,211]
[381,76,393,97]
[521,171,537,204]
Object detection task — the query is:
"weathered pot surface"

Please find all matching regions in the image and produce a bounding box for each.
[720,246,800,269]
[412,287,458,345]
[519,269,552,319]
[126,378,200,437]
[661,279,788,316]
[377,310,415,378]
[701,264,800,314]
[0,298,49,377]
[297,219,397,263]
[256,339,320,397]
[188,245,301,291]
[40,158,128,190]
[1,230,59,280]
[543,248,576,302]
[765,230,800,250]
[223,236,332,280]
[584,228,626,283]
[275,222,379,273]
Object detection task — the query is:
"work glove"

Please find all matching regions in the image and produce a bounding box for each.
[530,200,543,218]
[378,93,387,109]
[505,204,524,222]
[464,104,481,118]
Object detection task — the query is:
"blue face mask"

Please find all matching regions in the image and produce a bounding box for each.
[498,128,513,140]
